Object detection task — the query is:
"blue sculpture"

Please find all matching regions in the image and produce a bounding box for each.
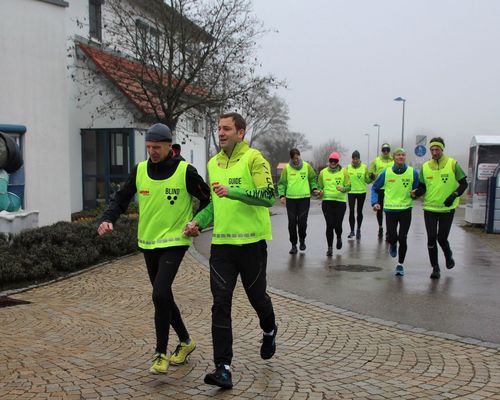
[0,131,23,212]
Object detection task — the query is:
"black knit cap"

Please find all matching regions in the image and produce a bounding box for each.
[352,150,360,158]
[145,123,172,142]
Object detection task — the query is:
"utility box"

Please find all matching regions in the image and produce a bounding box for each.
[465,135,500,224]
[485,165,500,233]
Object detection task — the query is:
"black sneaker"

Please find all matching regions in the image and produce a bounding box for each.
[289,245,297,255]
[326,247,333,257]
[378,227,383,238]
[445,255,455,269]
[260,325,277,360]
[204,364,233,389]
[336,238,342,250]
[347,231,355,239]
[356,230,361,240]
[299,242,306,251]
[430,266,441,279]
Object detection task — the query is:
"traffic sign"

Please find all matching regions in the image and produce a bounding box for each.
[416,135,427,146]
[415,145,426,157]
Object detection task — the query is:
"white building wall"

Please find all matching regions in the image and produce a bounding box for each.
[0,0,71,226]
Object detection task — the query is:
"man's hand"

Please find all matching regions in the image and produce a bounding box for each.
[444,193,457,207]
[317,191,324,199]
[97,221,113,236]
[410,189,418,199]
[184,220,200,237]
[373,204,381,211]
[336,185,344,192]
[212,183,229,198]
[280,196,286,205]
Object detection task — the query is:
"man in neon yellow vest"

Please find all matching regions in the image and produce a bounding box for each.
[369,143,394,239]
[318,151,351,256]
[98,123,210,374]
[184,112,277,389]
[278,148,318,254]
[371,148,419,276]
[347,150,372,240]
[412,137,468,279]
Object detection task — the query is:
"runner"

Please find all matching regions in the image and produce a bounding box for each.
[412,137,468,279]
[184,112,277,389]
[371,148,419,276]
[346,150,372,240]
[318,152,351,256]
[97,123,210,374]
[369,143,394,239]
[278,148,318,254]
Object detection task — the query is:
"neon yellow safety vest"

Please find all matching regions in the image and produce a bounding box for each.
[422,157,459,212]
[136,160,192,249]
[373,157,394,175]
[208,148,272,244]
[347,163,368,194]
[285,162,312,199]
[321,168,347,202]
[383,167,414,210]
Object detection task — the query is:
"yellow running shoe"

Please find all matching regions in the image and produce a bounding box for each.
[149,352,168,374]
[169,340,197,365]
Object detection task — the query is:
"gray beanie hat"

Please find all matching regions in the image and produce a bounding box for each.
[145,123,172,142]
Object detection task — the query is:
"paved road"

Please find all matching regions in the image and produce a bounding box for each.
[194,200,500,344]
[2,252,500,399]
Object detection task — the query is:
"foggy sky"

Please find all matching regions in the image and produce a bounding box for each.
[252,0,500,166]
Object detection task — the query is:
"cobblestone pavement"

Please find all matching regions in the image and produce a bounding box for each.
[1,252,500,399]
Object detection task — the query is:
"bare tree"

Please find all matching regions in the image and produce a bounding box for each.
[238,86,289,146]
[72,0,278,130]
[258,130,311,172]
[312,138,347,171]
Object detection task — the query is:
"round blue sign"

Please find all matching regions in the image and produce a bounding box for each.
[415,145,426,157]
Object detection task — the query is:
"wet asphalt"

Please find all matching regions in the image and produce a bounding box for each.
[194,199,500,344]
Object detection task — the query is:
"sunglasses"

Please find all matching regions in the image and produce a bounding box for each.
[329,159,339,163]
[382,148,390,152]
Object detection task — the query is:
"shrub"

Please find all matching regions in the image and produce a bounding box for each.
[0,216,137,291]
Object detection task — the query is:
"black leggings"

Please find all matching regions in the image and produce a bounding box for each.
[285,197,311,245]
[348,193,366,231]
[209,240,275,366]
[143,246,190,354]
[377,190,385,227]
[321,200,347,247]
[385,209,412,264]
[424,210,455,267]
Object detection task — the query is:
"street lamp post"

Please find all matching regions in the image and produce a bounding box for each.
[373,123,381,153]
[394,97,406,147]
[364,133,370,163]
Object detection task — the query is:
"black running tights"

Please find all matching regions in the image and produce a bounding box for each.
[143,246,190,354]
[385,209,412,264]
[424,210,455,267]
[348,193,366,231]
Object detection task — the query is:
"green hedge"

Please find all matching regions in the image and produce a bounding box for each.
[0,216,137,292]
